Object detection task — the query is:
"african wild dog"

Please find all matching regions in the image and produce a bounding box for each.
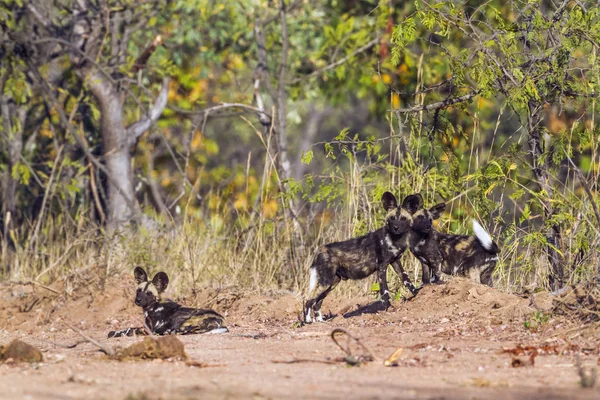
[303,192,419,323]
[404,194,500,286]
[108,267,227,338]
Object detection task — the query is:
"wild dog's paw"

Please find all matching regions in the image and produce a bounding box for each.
[378,299,392,311]
[315,310,325,322]
[303,305,315,324]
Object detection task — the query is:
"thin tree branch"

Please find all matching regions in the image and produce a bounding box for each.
[393,90,480,114]
[26,3,52,29]
[253,18,277,100]
[261,0,302,26]
[125,77,170,144]
[170,102,272,119]
[288,37,380,84]
[131,34,163,72]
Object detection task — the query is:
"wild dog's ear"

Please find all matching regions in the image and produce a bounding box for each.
[402,193,424,214]
[381,192,399,211]
[429,203,446,219]
[134,267,148,284]
[152,272,169,293]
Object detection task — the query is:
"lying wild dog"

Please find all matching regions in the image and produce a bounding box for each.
[108,267,227,338]
[404,194,500,286]
[303,192,418,323]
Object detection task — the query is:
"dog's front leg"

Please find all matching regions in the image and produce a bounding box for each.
[390,260,418,296]
[107,327,147,338]
[377,265,392,309]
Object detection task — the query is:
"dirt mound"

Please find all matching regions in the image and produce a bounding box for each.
[0,339,43,363]
[0,267,139,333]
[112,336,187,361]
[395,277,532,325]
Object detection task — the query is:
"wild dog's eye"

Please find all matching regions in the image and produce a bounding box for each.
[389,216,396,221]
[137,288,142,293]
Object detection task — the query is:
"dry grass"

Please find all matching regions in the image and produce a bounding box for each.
[2,108,600,299]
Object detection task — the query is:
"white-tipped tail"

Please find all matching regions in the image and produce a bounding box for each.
[309,267,318,293]
[472,219,493,251]
[207,327,229,334]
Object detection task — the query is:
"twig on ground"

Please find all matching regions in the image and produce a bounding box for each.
[10,280,61,295]
[272,357,340,365]
[330,328,376,364]
[61,318,115,356]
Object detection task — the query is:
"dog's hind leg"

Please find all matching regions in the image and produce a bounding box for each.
[304,256,337,323]
[311,275,341,322]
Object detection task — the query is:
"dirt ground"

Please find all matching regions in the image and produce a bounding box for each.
[0,270,599,400]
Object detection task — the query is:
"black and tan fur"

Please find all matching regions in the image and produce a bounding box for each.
[405,194,500,286]
[303,192,418,323]
[108,267,227,338]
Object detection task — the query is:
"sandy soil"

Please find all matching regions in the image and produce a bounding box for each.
[0,272,599,400]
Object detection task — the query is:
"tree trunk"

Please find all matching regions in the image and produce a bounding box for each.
[0,97,26,232]
[528,101,564,290]
[84,70,137,232]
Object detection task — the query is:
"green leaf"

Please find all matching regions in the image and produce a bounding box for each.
[300,149,313,165]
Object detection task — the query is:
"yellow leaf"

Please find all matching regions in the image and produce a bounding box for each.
[191,131,203,150]
[391,93,401,109]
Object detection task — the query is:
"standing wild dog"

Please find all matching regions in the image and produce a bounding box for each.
[108,267,227,338]
[404,194,500,286]
[303,192,419,323]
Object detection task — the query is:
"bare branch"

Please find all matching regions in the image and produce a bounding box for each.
[253,18,277,100]
[131,35,163,72]
[262,0,302,26]
[288,38,379,85]
[393,90,480,114]
[125,77,170,144]
[26,4,52,29]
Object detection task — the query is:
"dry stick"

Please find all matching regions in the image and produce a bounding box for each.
[89,161,107,224]
[61,319,115,356]
[28,145,65,251]
[563,149,600,228]
[330,328,376,362]
[287,37,380,85]
[9,280,61,295]
[272,357,339,365]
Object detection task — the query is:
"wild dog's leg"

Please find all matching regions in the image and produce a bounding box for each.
[176,312,229,334]
[311,275,341,322]
[390,260,418,296]
[430,265,442,284]
[107,327,147,338]
[480,263,495,287]
[420,261,433,285]
[377,265,392,308]
[304,266,319,323]
[304,253,338,323]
